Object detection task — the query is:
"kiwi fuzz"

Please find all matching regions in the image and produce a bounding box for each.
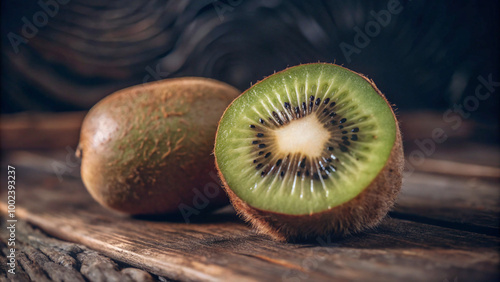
[79,77,240,215]
[218,129,403,242]
[214,63,404,241]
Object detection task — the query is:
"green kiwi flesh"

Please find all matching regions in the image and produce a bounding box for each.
[78,77,240,215]
[214,63,403,241]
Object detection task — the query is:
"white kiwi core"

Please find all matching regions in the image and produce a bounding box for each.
[274,114,329,158]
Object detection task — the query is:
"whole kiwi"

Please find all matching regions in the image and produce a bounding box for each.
[77,77,240,215]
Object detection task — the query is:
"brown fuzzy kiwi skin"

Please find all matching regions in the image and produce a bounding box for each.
[78,77,240,215]
[214,63,404,242]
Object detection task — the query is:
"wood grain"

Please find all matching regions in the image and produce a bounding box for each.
[0,219,158,282]
[393,172,499,236]
[0,112,85,150]
[1,157,499,281]
[408,159,500,179]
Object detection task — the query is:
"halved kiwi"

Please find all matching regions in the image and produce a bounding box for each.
[214,63,403,241]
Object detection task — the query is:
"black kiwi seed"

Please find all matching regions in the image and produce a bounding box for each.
[339,118,347,124]
[328,146,334,151]
[305,170,310,176]
[258,151,264,155]
[284,102,290,109]
[265,152,271,158]
[324,98,330,104]
[282,111,290,123]
[315,98,321,105]
[340,145,348,152]
[343,140,351,146]
[257,133,264,137]
[259,118,265,124]
[256,163,263,169]
[310,95,314,101]
[329,112,336,117]
[330,120,336,125]
[300,158,306,168]
[338,125,344,129]
[351,135,358,141]
[252,140,259,144]
[253,160,257,163]
[276,159,282,166]
[342,136,348,140]
[258,144,266,148]
[342,131,348,134]
[297,171,301,176]
[281,171,285,177]
[352,127,359,132]
[250,124,256,128]
[272,111,283,125]
[330,101,336,107]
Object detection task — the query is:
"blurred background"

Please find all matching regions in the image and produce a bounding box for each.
[1,0,499,169]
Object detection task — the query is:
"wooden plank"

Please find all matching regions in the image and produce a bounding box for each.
[0,112,85,150]
[406,159,500,179]
[393,172,499,236]
[1,164,498,281]
[0,221,157,282]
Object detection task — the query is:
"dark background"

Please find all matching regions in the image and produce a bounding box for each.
[1,0,499,142]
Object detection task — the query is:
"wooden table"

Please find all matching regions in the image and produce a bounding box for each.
[1,143,499,281]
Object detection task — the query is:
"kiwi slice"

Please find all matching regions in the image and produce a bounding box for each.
[214,63,403,241]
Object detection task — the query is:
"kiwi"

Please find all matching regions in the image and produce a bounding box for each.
[77,77,240,215]
[214,63,403,241]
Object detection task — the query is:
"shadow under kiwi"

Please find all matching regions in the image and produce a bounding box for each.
[131,205,241,224]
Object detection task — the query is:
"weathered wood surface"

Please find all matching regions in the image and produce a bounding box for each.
[0,220,159,282]
[1,150,499,281]
[393,172,499,236]
[0,112,85,150]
